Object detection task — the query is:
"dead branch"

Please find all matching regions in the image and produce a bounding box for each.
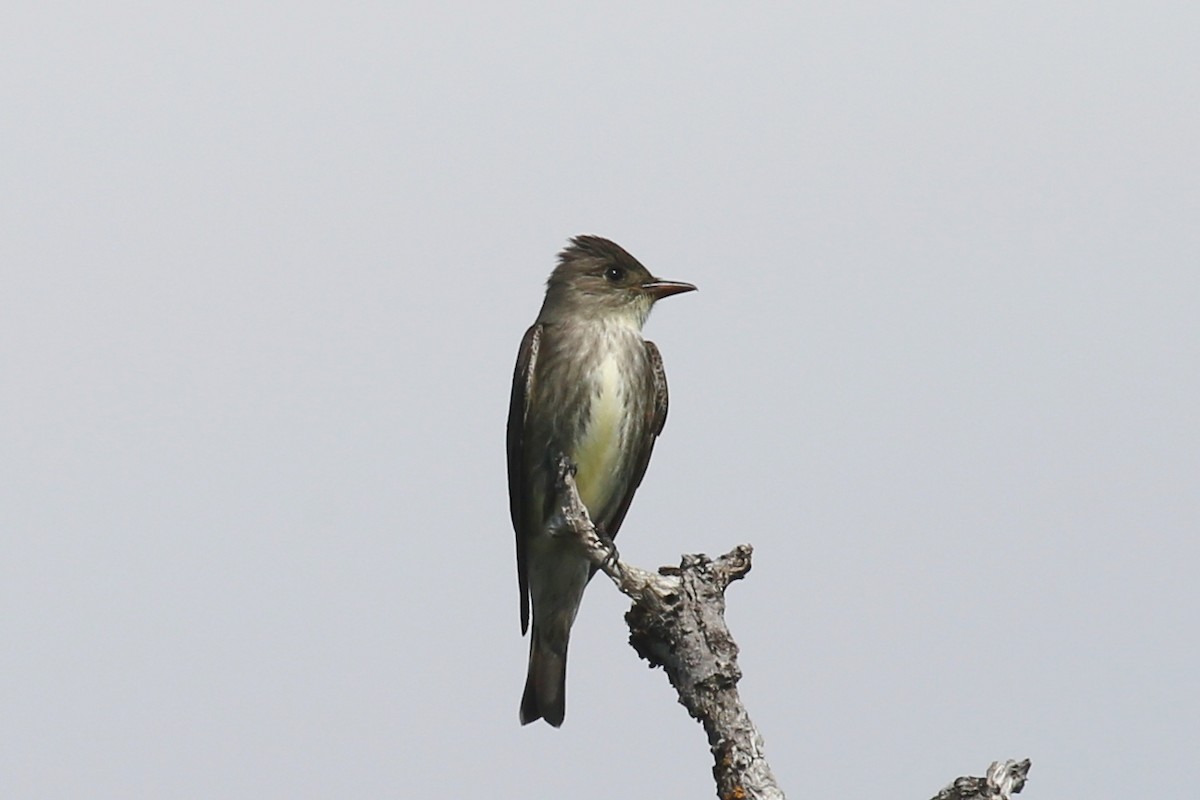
[551,455,1030,800]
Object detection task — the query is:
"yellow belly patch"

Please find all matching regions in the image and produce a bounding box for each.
[573,356,623,513]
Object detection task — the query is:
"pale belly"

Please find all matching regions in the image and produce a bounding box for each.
[571,355,627,516]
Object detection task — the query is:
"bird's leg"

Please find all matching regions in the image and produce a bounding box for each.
[548,452,621,572]
[594,523,620,573]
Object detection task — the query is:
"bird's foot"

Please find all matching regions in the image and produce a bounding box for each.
[596,526,620,573]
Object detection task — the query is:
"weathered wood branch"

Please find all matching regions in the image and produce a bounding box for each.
[551,456,1031,800]
[933,759,1031,800]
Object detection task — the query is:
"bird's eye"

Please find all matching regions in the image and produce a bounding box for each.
[604,266,626,283]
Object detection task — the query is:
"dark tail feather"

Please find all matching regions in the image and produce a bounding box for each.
[519,631,568,727]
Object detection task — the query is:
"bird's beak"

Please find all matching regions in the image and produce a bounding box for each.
[641,279,698,301]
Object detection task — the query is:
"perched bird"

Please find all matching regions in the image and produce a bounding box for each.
[507,235,696,726]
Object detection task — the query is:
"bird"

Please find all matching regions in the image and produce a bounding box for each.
[506,234,696,726]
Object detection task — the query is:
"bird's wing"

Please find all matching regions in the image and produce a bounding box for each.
[602,339,670,543]
[507,323,541,635]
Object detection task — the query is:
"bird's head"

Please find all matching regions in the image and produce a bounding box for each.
[540,235,696,326]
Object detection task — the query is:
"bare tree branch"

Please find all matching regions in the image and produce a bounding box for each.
[551,456,1031,800]
[552,456,780,799]
[933,759,1032,800]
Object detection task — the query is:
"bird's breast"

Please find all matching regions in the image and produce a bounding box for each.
[573,353,631,515]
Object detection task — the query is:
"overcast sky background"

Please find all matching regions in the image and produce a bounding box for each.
[3,3,1197,798]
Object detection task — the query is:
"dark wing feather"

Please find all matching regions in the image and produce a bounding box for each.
[507,323,541,634]
[600,339,670,544]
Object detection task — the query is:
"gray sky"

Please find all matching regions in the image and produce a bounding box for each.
[3,3,1197,798]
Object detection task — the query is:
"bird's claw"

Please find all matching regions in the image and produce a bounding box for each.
[596,528,620,573]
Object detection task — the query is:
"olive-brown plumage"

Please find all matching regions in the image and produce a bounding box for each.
[507,235,695,726]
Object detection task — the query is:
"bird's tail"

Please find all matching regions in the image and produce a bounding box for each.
[519,622,569,727]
